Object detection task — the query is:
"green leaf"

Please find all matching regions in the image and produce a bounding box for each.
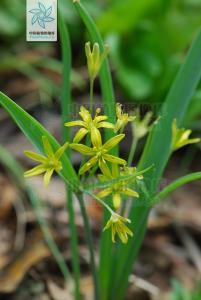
[153,171,201,205]
[0,91,78,187]
[112,28,201,300]
[58,9,82,300]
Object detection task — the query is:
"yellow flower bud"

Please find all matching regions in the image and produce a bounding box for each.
[85,42,109,81]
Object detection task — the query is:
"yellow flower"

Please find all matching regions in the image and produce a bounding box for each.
[132,109,153,140]
[24,136,68,186]
[172,119,200,151]
[70,134,126,176]
[114,103,135,133]
[85,42,109,81]
[103,213,133,243]
[96,165,139,210]
[65,106,114,143]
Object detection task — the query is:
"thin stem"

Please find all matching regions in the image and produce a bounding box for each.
[66,187,81,300]
[128,138,138,166]
[77,194,100,300]
[81,188,114,215]
[152,171,201,206]
[90,78,94,113]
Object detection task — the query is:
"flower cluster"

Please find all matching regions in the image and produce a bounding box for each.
[22,42,159,244]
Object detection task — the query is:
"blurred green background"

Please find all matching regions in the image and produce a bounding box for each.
[0,0,201,128]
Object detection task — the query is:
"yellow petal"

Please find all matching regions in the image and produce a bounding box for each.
[97,121,114,129]
[103,134,125,151]
[95,115,108,123]
[42,136,54,158]
[64,120,85,127]
[70,143,95,156]
[24,164,46,177]
[113,193,121,210]
[43,168,54,187]
[79,156,98,175]
[96,188,112,198]
[93,43,100,67]
[103,154,126,165]
[91,126,102,148]
[98,158,111,178]
[114,119,124,133]
[55,142,69,159]
[73,128,88,143]
[79,106,91,123]
[24,151,47,163]
[122,188,139,198]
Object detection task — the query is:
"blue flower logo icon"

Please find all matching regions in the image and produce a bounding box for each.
[29,2,54,29]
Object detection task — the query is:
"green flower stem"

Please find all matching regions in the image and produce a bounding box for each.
[66,187,81,300]
[77,194,100,300]
[58,9,81,300]
[128,138,138,166]
[90,78,94,113]
[72,3,117,298]
[81,188,114,215]
[152,171,201,206]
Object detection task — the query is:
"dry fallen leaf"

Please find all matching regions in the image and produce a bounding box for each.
[47,280,73,300]
[0,234,50,293]
[0,174,18,220]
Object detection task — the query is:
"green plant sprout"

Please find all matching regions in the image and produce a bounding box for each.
[0,1,201,299]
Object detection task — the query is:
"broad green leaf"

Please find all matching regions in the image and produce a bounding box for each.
[112,28,201,300]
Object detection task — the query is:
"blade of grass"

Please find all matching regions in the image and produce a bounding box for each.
[152,171,201,205]
[58,9,81,300]
[0,91,78,187]
[112,28,201,300]
[72,2,117,298]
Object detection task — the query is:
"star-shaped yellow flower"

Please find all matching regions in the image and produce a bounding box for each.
[24,136,68,186]
[172,119,200,151]
[70,134,126,176]
[96,165,139,210]
[65,106,114,144]
[114,103,135,133]
[104,213,133,243]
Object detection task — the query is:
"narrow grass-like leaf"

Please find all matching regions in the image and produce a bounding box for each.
[0,91,78,187]
[112,28,201,300]
[58,9,81,300]
[152,171,201,205]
